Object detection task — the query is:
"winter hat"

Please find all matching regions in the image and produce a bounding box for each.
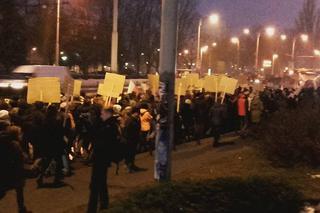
[185,99,192,105]
[0,110,9,121]
[113,104,122,114]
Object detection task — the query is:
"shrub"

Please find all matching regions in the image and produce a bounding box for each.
[256,105,320,167]
[104,177,302,213]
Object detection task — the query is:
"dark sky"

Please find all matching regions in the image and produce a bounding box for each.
[199,0,304,33]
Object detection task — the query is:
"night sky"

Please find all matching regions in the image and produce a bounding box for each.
[199,0,304,33]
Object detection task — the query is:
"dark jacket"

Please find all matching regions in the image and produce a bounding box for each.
[123,115,140,145]
[0,132,25,196]
[42,112,65,157]
[92,117,121,165]
[209,103,226,126]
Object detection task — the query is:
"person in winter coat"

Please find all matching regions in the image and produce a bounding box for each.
[180,99,194,141]
[209,102,226,147]
[250,94,264,124]
[237,93,248,131]
[37,104,65,187]
[87,108,120,213]
[139,104,153,152]
[0,125,31,213]
[123,107,141,173]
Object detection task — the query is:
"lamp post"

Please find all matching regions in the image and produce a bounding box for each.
[255,26,275,70]
[291,34,308,71]
[111,0,119,73]
[196,13,219,74]
[231,37,240,68]
[200,45,208,71]
[272,54,278,75]
[55,0,61,66]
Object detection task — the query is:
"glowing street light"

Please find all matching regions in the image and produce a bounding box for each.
[183,49,189,55]
[201,45,209,53]
[255,26,276,69]
[301,34,309,42]
[280,34,287,41]
[243,28,250,35]
[212,42,217,47]
[231,37,240,67]
[209,14,220,25]
[265,26,276,37]
[32,47,37,52]
[314,49,320,56]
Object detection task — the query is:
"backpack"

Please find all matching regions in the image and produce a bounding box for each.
[78,112,94,134]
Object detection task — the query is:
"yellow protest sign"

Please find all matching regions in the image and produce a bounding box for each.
[103,73,126,98]
[148,74,159,95]
[185,73,199,87]
[27,77,61,104]
[203,75,221,93]
[219,76,238,95]
[195,79,204,89]
[175,78,188,95]
[73,80,82,96]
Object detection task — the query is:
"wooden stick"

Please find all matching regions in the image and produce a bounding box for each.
[176,83,182,112]
[215,77,218,103]
[221,85,227,104]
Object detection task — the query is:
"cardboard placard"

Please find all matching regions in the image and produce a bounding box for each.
[175,78,188,95]
[148,74,159,95]
[73,80,82,96]
[203,75,221,93]
[27,77,61,104]
[219,76,238,95]
[101,73,126,98]
[186,73,199,87]
[127,80,136,94]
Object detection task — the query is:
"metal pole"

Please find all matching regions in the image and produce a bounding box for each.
[196,19,202,73]
[55,0,61,66]
[291,37,297,71]
[155,0,178,181]
[272,57,275,76]
[111,0,119,73]
[255,33,261,70]
[237,41,240,68]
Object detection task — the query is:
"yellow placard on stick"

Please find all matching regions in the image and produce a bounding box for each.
[27,77,61,104]
[100,73,126,98]
[203,75,221,93]
[148,74,159,95]
[185,73,199,87]
[219,76,238,95]
[73,80,82,96]
[175,78,188,96]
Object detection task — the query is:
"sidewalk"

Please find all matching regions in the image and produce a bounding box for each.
[0,135,240,213]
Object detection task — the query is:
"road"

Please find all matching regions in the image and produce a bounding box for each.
[0,135,240,213]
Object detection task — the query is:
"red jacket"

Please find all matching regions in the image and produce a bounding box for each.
[237,96,247,116]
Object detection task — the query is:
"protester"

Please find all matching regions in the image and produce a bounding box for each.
[87,108,120,213]
[123,107,141,173]
[37,104,65,187]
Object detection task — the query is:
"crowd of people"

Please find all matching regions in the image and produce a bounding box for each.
[0,85,316,213]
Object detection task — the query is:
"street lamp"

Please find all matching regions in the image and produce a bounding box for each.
[231,37,240,67]
[183,49,189,55]
[55,0,61,66]
[212,42,217,47]
[255,26,276,70]
[272,54,278,75]
[291,34,308,71]
[200,45,209,70]
[280,34,287,41]
[314,49,320,56]
[196,13,220,73]
[243,28,250,35]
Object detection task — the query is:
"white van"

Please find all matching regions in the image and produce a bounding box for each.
[13,65,71,85]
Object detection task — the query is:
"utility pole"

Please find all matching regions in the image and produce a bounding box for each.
[155,0,178,181]
[111,0,119,73]
[55,0,61,66]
